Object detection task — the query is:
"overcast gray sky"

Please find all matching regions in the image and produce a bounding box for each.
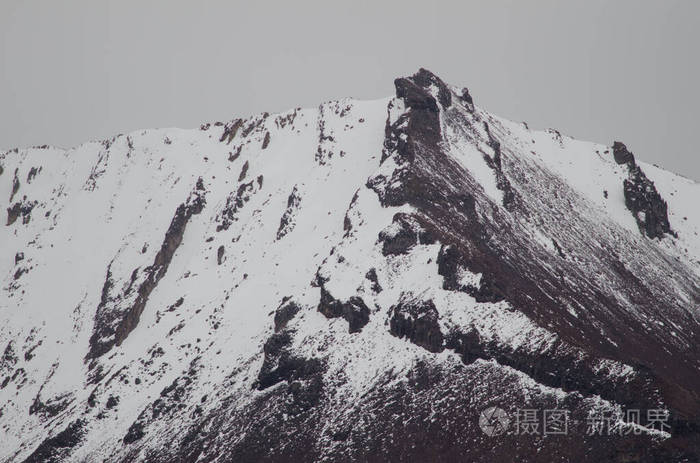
[1,1,698,180]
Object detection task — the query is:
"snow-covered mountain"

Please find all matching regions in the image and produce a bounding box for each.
[1,69,698,462]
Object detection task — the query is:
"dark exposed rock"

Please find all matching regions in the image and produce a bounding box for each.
[369,72,464,210]
[167,297,184,312]
[238,160,249,182]
[396,68,452,110]
[29,392,72,418]
[15,252,24,264]
[368,71,700,444]
[216,178,259,232]
[317,287,370,333]
[444,329,661,417]
[377,213,435,256]
[228,145,242,162]
[13,267,27,280]
[24,342,41,361]
[552,239,566,258]
[372,70,451,178]
[9,168,19,202]
[156,356,683,463]
[123,421,145,444]
[342,191,360,237]
[217,245,225,265]
[482,121,518,210]
[7,200,36,226]
[274,298,301,332]
[471,274,506,303]
[429,241,463,283]
[277,186,301,240]
[121,359,204,442]
[256,331,292,389]
[274,108,299,129]
[623,164,674,239]
[389,296,444,353]
[27,167,39,183]
[459,87,474,108]
[87,180,206,360]
[436,245,505,302]
[22,419,86,463]
[219,119,243,144]
[106,395,119,409]
[389,70,446,165]
[315,104,337,165]
[365,268,382,293]
[0,342,15,370]
[255,330,324,402]
[85,265,113,360]
[241,115,268,138]
[262,131,271,149]
[613,141,635,166]
[444,328,485,364]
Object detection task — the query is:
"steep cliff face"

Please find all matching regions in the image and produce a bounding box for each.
[1,70,698,462]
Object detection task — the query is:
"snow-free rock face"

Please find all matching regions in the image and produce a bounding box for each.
[1,69,699,462]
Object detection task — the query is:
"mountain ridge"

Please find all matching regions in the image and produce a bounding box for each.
[1,69,698,462]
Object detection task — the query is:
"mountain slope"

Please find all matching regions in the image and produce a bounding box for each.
[1,69,698,462]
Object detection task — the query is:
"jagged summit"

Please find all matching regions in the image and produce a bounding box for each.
[1,70,699,462]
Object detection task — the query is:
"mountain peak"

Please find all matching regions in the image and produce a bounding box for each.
[613,140,635,165]
[1,71,699,462]
[394,67,453,110]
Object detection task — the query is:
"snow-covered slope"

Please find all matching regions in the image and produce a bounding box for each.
[1,69,698,462]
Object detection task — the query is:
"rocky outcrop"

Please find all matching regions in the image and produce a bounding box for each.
[444,329,661,416]
[389,297,444,353]
[482,121,518,209]
[613,141,635,165]
[368,70,455,210]
[436,245,505,302]
[6,199,36,226]
[255,330,324,405]
[26,167,39,184]
[389,69,448,162]
[612,142,674,239]
[377,213,435,256]
[370,70,699,442]
[219,119,243,144]
[22,419,86,463]
[458,87,474,109]
[364,268,382,293]
[9,168,20,202]
[276,186,302,240]
[396,68,451,111]
[216,175,262,232]
[238,161,249,182]
[624,164,673,239]
[317,287,370,333]
[87,180,206,360]
[273,298,301,332]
